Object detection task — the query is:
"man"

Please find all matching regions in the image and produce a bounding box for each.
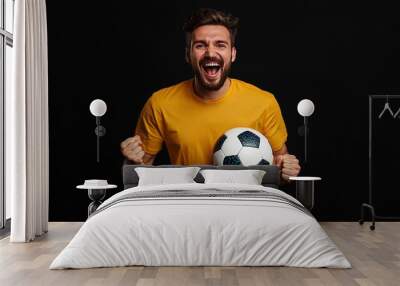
[120,8,300,182]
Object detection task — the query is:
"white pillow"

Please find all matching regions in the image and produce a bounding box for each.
[200,169,266,185]
[135,167,201,186]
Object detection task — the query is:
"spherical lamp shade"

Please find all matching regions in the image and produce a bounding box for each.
[89,99,107,117]
[297,99,315,117]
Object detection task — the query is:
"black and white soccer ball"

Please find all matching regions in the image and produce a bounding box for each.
[213,127,273,166]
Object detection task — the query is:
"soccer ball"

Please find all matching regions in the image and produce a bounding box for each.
[213,127,273,166]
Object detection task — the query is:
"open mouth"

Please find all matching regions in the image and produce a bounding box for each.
[201,61,222,79]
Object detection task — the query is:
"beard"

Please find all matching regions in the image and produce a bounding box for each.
[192,56,232,91]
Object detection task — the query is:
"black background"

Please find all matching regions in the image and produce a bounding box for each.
[46,1,400,221]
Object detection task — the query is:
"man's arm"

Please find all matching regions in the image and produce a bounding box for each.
[273,143,301,184]
[273,143,289,157]
[142,153,156,165]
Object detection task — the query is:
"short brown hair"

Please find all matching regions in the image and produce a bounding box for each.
[183,8,239,48]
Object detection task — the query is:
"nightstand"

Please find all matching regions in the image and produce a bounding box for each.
[289,176,322,210]
[76,180,117,217]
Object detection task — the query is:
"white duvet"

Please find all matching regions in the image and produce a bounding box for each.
[50,183,351,269]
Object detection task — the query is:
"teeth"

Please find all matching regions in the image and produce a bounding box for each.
[204,62,220,67]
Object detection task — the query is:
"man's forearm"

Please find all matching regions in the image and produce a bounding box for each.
[142,153,156,165]
[280,175,290,186]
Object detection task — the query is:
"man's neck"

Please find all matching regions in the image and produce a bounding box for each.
[193,78,231,101]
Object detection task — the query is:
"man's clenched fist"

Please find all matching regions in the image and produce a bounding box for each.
[120,135,145,164]
[274,154,301,182]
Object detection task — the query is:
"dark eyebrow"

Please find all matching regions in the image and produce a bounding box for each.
[192,40,207,45]
[192,40,229,45]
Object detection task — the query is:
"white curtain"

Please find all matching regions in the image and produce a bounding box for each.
[6,0,49,242]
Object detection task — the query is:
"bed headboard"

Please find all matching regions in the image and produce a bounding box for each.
[122,162,281,189]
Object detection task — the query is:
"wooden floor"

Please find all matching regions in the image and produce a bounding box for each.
[0,222,399,286]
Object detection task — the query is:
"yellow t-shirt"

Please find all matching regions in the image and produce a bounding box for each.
[135,78,288,165]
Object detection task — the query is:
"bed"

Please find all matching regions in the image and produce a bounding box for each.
[49,164,351,269]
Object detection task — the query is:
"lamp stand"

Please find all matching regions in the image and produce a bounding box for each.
[304,116,308,163]
[297,117,309,165]
[94,116,106,162]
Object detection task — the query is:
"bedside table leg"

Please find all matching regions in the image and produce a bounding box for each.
[87,189,106,216]
[88,201,102,217]
[295,181,315,210]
